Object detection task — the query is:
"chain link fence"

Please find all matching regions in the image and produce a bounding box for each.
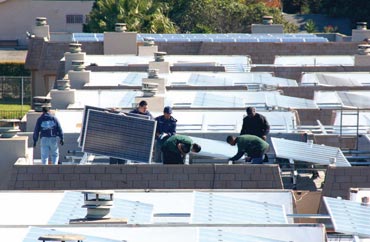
[0,76,32,119]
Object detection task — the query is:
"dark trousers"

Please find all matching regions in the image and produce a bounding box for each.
[162,151,184,164]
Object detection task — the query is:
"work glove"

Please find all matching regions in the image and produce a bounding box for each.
[60,140,64,146]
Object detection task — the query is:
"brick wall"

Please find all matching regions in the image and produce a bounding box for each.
[8,164,283,190]
[252,66,370,81]
[322,166,370,199]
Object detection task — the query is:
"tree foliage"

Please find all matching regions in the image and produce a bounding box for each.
[83,0,177,33]
[84,0,299,33]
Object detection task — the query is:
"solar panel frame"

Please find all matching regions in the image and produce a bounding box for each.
[82,109,156,163]
[271,137,351,167]
[191,192,288,224]
[324,196,370,237]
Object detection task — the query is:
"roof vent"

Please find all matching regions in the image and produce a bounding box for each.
[142,82,159,97]
[115,23,127,32]
[33,96,52,112]
[361,196,369,206]
[262,15,273,25]
[35,17,47,26]
[357,22,367,30]
[56,78,71,90]
[38,234,85,242]
[69,42,82,53]
[154,51,166,62]
[357,44,370,55]
[82,190,114,220]
[71,60,85,71]
[0,119,20,138]
[70,191,128,224]
[148,69,159,79]
[143,37,155,46]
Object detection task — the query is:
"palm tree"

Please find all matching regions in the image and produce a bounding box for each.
[84,0,177,33]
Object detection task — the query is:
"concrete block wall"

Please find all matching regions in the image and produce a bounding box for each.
[322,166,370,199]
[7,164,283,190]
[295,109,335,125]
[313,135,357,150]
[252,66,370,81]
[279,85,370,100]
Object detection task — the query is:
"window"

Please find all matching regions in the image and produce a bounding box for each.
[66,15,83,24]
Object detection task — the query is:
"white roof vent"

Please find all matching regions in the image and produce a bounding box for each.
[154,51,166,62]
[143,37,155,46]
[148,69,159,79]
[35,17,47,26]
[71,60,85,71]
[357,22,367,30]
[357,44,370,55]
[33,96,51,112]
[0,119,20,138]
[56,78,71,90]
[115,23,127,32]
[69,42,82,53]
[142,82,159,97]
[82,190,114,220]
[262,15,273,25]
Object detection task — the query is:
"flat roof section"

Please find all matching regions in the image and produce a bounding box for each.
[301,72,370,86]
[274,55,354,66]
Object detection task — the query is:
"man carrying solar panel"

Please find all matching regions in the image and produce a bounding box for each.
[161,134,201,164]
[226,135,269,165]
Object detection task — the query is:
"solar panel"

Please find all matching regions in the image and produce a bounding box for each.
[198,228,290,242]
[79,105,107,147]
[82,109,156,163]
[324,196,370,237]
[271,137,351,167]
[48,191,153,225]
[192,192,288,224]
[189,136,237,159]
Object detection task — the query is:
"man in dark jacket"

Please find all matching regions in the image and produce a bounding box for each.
[240,107,270,140]
[33,106,64,165]
[226,135,269,164]
[240,106,270,162]
[161,134,201,164]
[154,106,177,163]
[129,100,153,119]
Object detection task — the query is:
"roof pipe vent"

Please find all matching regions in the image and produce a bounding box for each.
[82,191,114,220]
[142,82,159,97]
[33,96,52,112]
[148,69,159,79]
[143,37,155,46]
[0,119,20,138]
[71,60,85,71]
[56,78,71,90]
[357,44,370,55]
[361,196,369,206]
[115,23,127,32]
[262,15,273,25]
[35,17,47,26]
[154,51,166,62]
[69,42,82,53]
[38,234,85,242]
[357,22,367,30]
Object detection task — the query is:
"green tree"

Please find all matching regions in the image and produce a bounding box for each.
[83,0,177,33]
[304,19,317,33]
[164,0,298,33]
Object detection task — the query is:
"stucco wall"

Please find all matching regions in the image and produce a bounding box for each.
[0,0,93,46]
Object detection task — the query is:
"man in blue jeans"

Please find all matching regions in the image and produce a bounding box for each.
[226,135,269,164]
[33,106,64,165]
